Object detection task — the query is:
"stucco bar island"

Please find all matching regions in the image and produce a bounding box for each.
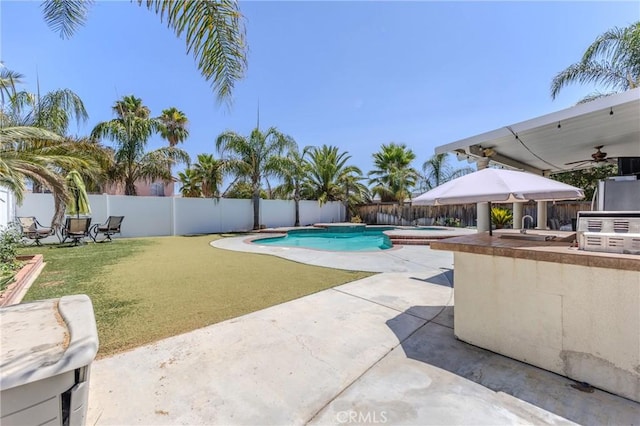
[430,231,640,403]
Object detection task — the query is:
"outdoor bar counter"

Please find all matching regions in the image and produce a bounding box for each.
[430,231,640,403]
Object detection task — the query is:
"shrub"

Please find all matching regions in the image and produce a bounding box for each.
[0,225,22,291]
[0,226,22,267]
[350,215,363,223]
[491,207,513,229]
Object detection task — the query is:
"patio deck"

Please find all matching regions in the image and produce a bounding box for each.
[86,245,639,425]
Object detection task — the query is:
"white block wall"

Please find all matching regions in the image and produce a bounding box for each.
[15,193,345,239]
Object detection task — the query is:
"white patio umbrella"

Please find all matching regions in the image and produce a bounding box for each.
[412,168,584,235]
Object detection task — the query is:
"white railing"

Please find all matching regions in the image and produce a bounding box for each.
[15,193,345,242]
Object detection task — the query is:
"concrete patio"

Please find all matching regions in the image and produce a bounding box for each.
[87,249,640,425]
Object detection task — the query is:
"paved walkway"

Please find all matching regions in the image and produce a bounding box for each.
[86,238,640,425]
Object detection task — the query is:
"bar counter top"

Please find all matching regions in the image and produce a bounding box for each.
[430,230,640,272]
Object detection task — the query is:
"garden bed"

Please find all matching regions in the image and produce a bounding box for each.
[0,255,45,307]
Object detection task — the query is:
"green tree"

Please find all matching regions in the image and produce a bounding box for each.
[158,107,189,147]
[551,164,617,200]
[91,95,190,195]
[0,126,101,227]
[216,127,295,229]
[1,76,105,226]
[368,143,419,205]
[420,153,474,192]
[224,180,267,199]
[551,21,640,103]
[177,168,202,198]
[193,153,225,198]
[303,145,367,206]
[0,63,23,106]
[41,0,247,101]
[272,146,309,226]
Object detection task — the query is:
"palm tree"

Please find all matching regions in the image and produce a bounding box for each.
[368,143,419,205]
[551,21,640,102]
[91,96,190,195]
[0,126,101,228]
[0,62,23,106]
[158,107,189,147]
[216,127,295,229]
[1,79,105,227]
[420,153,474,192]
[193,153,225,198]
[41,0,247,101]
[272,146,309,227]
[303,145,367,205]
[177,168,202,198]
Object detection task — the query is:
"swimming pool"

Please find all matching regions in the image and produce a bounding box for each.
[253,226,395,251]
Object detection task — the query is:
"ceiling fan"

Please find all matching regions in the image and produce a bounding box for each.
[564,145,616,167]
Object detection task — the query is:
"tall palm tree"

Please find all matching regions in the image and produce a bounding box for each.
[302,145,367,205]
[551,21,640,102]
[91,95,190,195]
[41,0,247,101]
[216,127,295,229]
[216,127,295,228]
[9,88,88,137]
[0,62,23,106]
[158,107,189,147]
[0,126,101,227]
[192,153,225,198]
[420,153,474,192]
[368,143,419,205]
[1,78,105,227]
[272,145,309,227]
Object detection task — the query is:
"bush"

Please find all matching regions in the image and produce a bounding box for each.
[491,207,513,229]
[0,225,22,271]
[350,215,363,223]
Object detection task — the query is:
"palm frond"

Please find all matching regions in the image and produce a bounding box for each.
[41,0,94,39]
[141,0,247,102]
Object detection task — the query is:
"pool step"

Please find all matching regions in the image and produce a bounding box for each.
[389,238,438,246]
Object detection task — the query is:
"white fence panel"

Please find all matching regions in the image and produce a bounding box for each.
[16,194,343,238]
[299,201,345,225]
[260,199,295,228]
[218,198,253,232]
[107,195,173,237]
[173,198,223,235]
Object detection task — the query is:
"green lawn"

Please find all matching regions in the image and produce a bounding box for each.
[19,235,372,357]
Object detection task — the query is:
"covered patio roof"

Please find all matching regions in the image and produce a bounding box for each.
[436,88,640,175]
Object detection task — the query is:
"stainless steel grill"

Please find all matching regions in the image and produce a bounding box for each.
[577,211,640,255]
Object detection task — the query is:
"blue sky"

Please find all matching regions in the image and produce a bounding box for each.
[2,1,638,182]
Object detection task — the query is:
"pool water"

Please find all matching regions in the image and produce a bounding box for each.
[254,227,394,251]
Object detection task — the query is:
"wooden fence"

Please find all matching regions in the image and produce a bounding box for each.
[355,201,593,228]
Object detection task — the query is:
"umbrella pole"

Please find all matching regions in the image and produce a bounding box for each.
[488,201,492,236]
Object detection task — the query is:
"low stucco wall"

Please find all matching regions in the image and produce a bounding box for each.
[453,252,640,403]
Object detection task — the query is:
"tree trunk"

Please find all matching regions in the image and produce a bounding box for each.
[125,179,137,196]
[252,190,260,230]
[294,196,300,227]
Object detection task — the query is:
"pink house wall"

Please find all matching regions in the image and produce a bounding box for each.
[104,180,174,197]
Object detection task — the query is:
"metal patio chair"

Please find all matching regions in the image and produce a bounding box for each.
[60,217,92,246]
[89,216,124,242]
[16,216,54,246]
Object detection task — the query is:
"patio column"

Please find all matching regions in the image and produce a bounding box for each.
[536,201,548,229]
[476,157,491,233]
[477,202,490,232]
[512,202,523,230]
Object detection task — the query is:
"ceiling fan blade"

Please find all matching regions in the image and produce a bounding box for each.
[564,159,590,165]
